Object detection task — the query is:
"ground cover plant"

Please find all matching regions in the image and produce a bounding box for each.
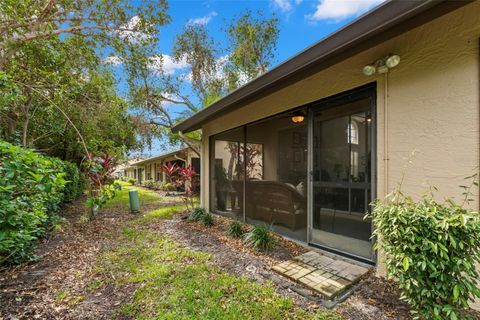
[369,183,480,320]
[244,224,276,252]
[226,220,245,239]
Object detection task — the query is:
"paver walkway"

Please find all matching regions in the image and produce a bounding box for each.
[272,251,370,299]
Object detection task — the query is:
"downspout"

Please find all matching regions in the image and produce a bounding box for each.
[384,73,389,197]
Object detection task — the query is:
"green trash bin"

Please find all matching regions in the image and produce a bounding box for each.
[129,189,139,214]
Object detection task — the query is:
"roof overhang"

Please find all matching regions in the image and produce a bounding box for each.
[172,0,472,134]
[132,147,189,166]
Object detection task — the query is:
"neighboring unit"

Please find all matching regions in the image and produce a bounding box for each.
[125,147,200,186]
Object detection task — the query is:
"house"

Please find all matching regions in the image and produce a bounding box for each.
[114,158,143,179]
[126,147,200,186]
[172,0,480,309]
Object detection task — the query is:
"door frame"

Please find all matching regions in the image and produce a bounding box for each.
[306,83,377,265]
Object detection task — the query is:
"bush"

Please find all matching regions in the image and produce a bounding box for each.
[128,178,136,185]
[144,179,155,189]
[369,190,480,320]
[160,182,175,192]
[188,207,207,222]
[201,212,214,227]
[244,224,275,251]
[56,160,84,202]
[0,141,82,265]
[226,220,244,238]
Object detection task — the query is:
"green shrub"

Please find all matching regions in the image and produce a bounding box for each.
[188,207,207,222]
[201,212,214,227]
[144,179,155,189]
[56,160,84,202]
[369,190,480,320]
[0,140,80,264]
[128,178,136,185]
[226,220,244,238]
[160,182,175,192]
[244,224,275,251]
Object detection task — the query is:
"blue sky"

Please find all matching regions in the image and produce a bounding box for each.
[125,0,385,156]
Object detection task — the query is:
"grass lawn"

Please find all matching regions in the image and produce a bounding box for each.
[104,181,164,210]
[96,183,341,320]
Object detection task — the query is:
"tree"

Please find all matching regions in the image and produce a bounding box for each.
[0,0,170,68]
[0,0,171,162]
[0,35,138,163]
[226,11,279,85]
[127,11,280,154]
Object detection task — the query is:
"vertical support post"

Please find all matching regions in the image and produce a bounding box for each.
[307,108,314,244]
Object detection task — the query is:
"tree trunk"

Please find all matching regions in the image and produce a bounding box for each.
[21,116,29,147]
[21,87,32,147]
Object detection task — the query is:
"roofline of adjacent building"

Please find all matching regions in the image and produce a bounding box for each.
[172,0,471,134]
[130,147,190,166]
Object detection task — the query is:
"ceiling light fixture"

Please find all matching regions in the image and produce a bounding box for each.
[291,111,305,123]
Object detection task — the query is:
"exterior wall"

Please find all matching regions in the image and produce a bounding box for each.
[199,2,480,309]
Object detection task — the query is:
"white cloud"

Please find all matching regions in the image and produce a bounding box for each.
[187,11,218,26]
[306,0,385,21]
[271,0,303,13]
[272,0,293,12]
[103,56,123,66]
[148,54,189,75]
[118,15,152,43]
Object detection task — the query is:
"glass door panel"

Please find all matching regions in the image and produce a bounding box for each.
[311,96,373,260]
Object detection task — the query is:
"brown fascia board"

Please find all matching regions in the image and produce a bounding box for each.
[172,0,472,134]
[132,148,188,166]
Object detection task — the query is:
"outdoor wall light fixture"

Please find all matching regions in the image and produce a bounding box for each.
[291,111,305,123]
[362,54,401,76]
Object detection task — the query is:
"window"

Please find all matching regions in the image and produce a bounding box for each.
[210,128,244,219]
[347,121,358,144]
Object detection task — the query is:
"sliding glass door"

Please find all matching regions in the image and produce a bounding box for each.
[310,90,374,261]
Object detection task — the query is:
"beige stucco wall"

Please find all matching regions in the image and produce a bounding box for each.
[198,3,480,310]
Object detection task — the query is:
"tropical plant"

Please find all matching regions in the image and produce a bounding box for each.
[162,162,179,184]
[368,180,480,320]
[226,220,245,239]
[244,224,275,251]
[178,165,198,209]
[86,183,121,215]
[84,153,118,218]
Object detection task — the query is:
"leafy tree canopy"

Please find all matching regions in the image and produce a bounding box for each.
[126,10,280,155]
[0,0,170,162]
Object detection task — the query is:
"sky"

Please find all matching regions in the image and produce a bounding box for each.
[124,0,386,157]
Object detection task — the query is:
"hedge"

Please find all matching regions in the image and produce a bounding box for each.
[0,140,84,265]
